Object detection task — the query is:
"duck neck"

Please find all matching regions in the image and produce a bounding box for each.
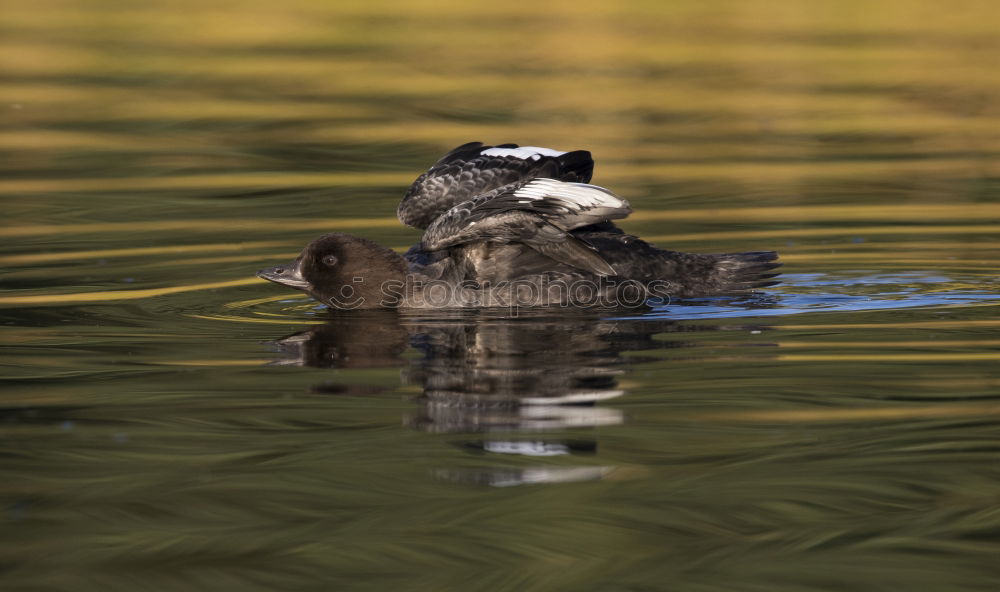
[350,246,408,310]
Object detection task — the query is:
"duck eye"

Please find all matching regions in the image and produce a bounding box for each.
[321,254,338,267]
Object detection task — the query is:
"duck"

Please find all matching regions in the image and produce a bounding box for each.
[257,142,781,309]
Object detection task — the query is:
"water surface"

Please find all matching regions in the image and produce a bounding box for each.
[2,1,1000,590]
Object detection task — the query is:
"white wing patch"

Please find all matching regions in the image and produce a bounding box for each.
[480,146,567,160]
[512,178,628,210]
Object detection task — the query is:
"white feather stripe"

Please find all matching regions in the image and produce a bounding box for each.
[480,146,567,160]
[513,179,626,209]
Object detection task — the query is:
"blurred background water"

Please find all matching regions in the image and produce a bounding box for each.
[2,1,1000,590]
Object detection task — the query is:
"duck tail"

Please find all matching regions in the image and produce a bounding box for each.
[712,251,782,293]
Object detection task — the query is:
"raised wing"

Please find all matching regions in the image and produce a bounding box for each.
[397,142,594,230]
[421,178,631,276]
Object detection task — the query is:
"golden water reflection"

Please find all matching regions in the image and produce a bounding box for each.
[2,1,1000,591]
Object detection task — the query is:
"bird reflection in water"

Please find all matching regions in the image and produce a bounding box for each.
[266,307,768,486]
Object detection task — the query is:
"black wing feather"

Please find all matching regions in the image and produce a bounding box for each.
[397,142,594,229]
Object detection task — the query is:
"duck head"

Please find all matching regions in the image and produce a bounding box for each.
[257,233,407,309]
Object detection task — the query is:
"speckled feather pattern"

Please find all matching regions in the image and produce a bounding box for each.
[397,142,594,230]
[421,179,631,249]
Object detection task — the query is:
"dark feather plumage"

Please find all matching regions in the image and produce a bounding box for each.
[259,141,782,308]
[420,177,631,276]
[397,142,594,230]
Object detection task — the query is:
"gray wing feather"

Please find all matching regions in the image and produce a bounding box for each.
[397,143,594,229]
[421,179,631,276]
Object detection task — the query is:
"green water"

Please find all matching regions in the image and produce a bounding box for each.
[2,1,1000,590]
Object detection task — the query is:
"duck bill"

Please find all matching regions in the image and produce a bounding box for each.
[256,260,311,291]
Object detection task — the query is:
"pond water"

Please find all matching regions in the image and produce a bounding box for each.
[2,1,1000,590]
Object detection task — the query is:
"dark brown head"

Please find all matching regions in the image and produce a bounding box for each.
[257,233,407,309]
